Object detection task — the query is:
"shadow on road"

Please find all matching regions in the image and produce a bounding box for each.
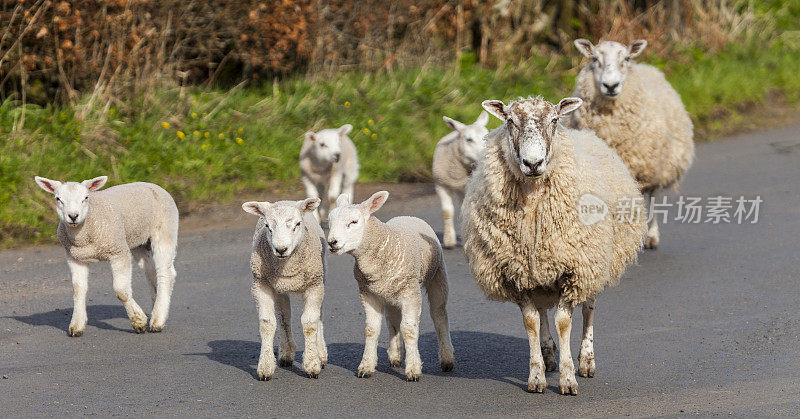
[8,304,135,334]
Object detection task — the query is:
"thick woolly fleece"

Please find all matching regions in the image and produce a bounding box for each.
[568,63,694,194]
[58,182,179,263]
[461,126,646,306]
[432,131,473,193]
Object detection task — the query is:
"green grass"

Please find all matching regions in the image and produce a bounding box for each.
[2,40,800,247]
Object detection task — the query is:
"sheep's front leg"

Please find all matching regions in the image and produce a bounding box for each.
[435,185,457,248]
[385,305,403,367]
[578,297,596,378]
[645,192,660,249]
[358,291,383,378]
[300,285,324,378]
[326,170,344,214]
[252,281,278,380]
[275,293,296,367]
[302,176,322,222]
[520,300,546,393]
[555,299,578,395]
[538,308,558,371]
[66,257,89,337]
[110,254,148,333]
[400,290,423,381]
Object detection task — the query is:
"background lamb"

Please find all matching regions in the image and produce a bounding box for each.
[299,124,360,222]
[432,111,489,248]
[568,39,694,249]
[327,191,454,381]
[242,198,328,380]
[33,176,179,336]
[462,97,646,395]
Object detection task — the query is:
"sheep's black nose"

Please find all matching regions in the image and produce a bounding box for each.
[68,214,78,222]
[603,82,619,92]
[333,153,341,162]
[521,159,544,175]
[275,247,288,256]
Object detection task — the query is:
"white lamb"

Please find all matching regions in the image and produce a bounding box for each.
[568,39,695,249]
[33,176,179,336]
[299,124,360,222]
[326,191,455,381]
[242,198,328,380]
[461,97,646,395]
[432,111,489,248]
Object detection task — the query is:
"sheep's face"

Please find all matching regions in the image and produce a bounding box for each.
[242,198,320,259]
[574,39,647,99]
[327,191,388,255]
[304,124,352,165]
[34,176,107,226]
[443,111,489,168]
[481,97,582,179]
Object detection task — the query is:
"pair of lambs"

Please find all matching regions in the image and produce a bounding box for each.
[242,191,453,381]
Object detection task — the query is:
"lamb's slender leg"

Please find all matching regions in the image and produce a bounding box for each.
[317,317,327,368]
[435,185,457,249]
[357,291,383,378]
[342,174,356,204]
[385,305,403,367]
[578,297,596,378]
[110,253,148,333]
[645,192,660,249]
[149,236,177,332]
[326,170,344,215]
[275,293,295,367]
[302,176,321,222]
[520,299,546,393]
[400,290,423,381]
[132,247,157,303]
[66,257,89,337]
[300,285,324,378]
[538,308,558,371]
[427,268,455,371]
[554,299,578,395]
[252,281,277,380]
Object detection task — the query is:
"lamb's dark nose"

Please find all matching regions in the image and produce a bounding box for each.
[603,82,619,93]
[275,247,288,256]
[521,159,544,176]
[68,213,78,223]
[333,153,341,163]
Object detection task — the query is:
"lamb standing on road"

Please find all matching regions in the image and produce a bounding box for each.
[568,39,694,249]
[327,191,454,381]
[299,124,359,222]
[461,97,646,395]
[433,111,489,248]
[242,198,328,380]
[33,176,179,336]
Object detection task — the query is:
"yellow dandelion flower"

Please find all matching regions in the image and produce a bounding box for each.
[344,101,351,107]
[237,127,244,134]
[202,112,207,117]
[161,121,170,129]
[176,131,185,139]
[371,133,377,139]
[201,143,210,150]
[236,137,244,145]
[368,119,374,125]
[362,128,370,135]
[193,130,200,137]
[218,133,225,139]
[204,132,210,138]
[191,112,198,119]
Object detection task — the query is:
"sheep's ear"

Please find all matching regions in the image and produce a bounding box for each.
[574,38,595,58]
[242,201,271,217]
[335,193,352,207]
[443,116,466,133]
[338,124,353,137]
[481,100,507,121]
[361,191,389,214]
[628,40,647,58]
[34,176,61,194]
[81,176,107,191]
[474,110,489,127]
[297,198,321,213]
[556,97,583,117]
[304,131,316,142]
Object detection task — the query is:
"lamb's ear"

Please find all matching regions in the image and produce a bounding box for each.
[556,97,583,117]
[297,198,321,213]
[481,100,507,121]
[34,176,61,194]
[443,116,466,133]
[242,201,271,217]
[335,193,352,207]
[628,39,647,58]
[361,191,389,214]
[81,176,107,191]
[474,110,489,127]
[338,124,353,137]
[574,38,595,59]
[304,131,316,142]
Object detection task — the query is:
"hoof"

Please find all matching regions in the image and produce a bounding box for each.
[148,325,163,333]
[132,325,147,334]
[527,382,546,393]
[257,374,271,381]
[306,373,319,379]
[440,362,454,372]
[278,359,293,367]
[406,375,420,382]
[389,360,402,368]
[577,366,595,378]
[357,371,372,378]
[644,237,659,250]
[559,384,578,396]
[67,328,83,337]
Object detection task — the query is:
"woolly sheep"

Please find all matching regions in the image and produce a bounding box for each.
[461,97,646,395]
[326,191,454,381]
[242,198,328,380]
[33,176,179,336]
[300,124,360,222]
[568,39,695,249]
[433,111,489,248]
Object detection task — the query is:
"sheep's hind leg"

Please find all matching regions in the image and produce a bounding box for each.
[110,254,148,333]
[385,306,404,367]
[427,268,454,371]
[578,298,596,378]
[132,246,157,304]
[554,299,578,395]
[66,257,89,337]
[358,292,383,378]
[276,293,296,367]
[645,192,660,249]
[300,286,324,378]
[538,308,558,372]
[149,236,177,332]
[520,300,546,393]
[435,185,457,249]
[302,176,322,222]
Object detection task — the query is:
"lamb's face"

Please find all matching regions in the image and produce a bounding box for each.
[574,39,647,99]
[443,111,489,167]
[304,124,352,165]
[482,97,582,179]
[327,191,388,255]
[242,198,320,259]
[34,176,107,226]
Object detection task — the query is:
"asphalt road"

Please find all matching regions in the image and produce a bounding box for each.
[2,124,799,417]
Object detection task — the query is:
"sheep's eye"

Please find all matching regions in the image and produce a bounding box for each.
[320,143,326,148]
[348,220,358,227]
[465,137,473,143]
[294,222,301,230]
[83,196,89,201]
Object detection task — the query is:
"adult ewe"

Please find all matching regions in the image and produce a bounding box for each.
[300,124,359,222]
[33,176,179,336]
[568,39,694,249]
[462,97,645,395]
